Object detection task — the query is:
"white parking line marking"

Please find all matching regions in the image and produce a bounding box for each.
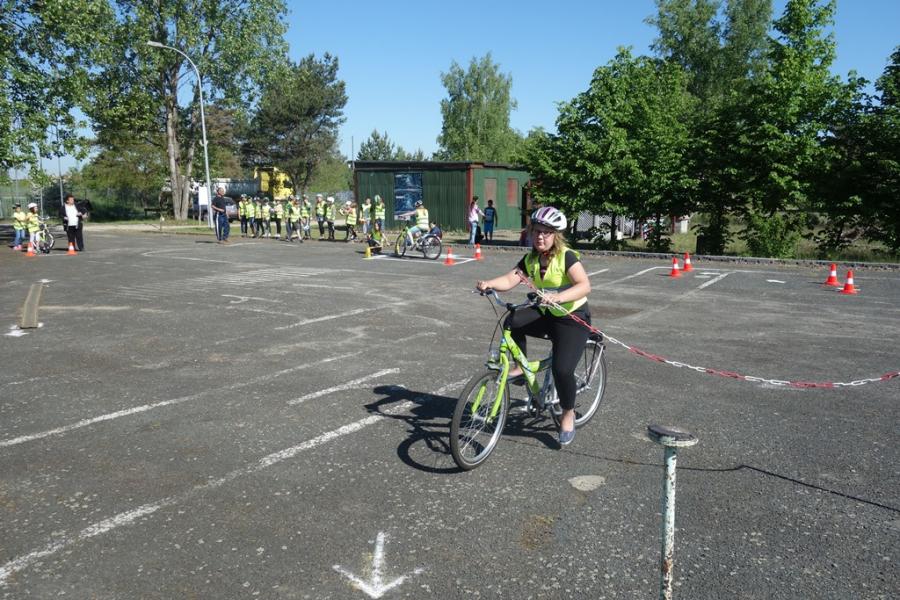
[586,269,609,277]
[767,279,786,284]
[697,272,730,289]
[0,353,358,449]
[276,304,401,331]
[288,369,400,405]
[0,401,414,586]
[600,266,666,286]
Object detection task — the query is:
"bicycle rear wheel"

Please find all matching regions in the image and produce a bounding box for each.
[550,339,607,429]
[421,235,442,260]
[573,340,607,426]
[450,370,509,470]
[394,232,408,257]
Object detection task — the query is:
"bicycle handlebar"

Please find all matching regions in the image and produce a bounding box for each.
[476,288,541,311]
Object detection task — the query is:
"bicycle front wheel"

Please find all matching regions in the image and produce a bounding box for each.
[421,235,442,260]
[394,232,408,257]
[450,370,509,470]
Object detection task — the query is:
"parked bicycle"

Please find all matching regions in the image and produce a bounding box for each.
[393,226,442,260]
[450,289,607,470]
[35,219,56,254]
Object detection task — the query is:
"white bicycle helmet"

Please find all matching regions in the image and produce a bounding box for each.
[27,202,38,209]
[531,206,567,231]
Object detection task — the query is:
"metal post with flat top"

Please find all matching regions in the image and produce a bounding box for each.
[647,424,698,600]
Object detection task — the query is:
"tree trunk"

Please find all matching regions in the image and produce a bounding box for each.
[164,70,185,220]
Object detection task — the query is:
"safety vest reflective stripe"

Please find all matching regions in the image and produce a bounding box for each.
[523,248,587,317]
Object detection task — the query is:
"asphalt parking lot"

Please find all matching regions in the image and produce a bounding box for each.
[1,231,898,599]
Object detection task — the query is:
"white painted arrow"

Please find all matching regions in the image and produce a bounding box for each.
[333,532,423,599]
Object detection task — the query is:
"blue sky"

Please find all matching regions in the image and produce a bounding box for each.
[284,0,900,160]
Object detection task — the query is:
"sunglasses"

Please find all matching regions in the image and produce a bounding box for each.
[533,228,556,238]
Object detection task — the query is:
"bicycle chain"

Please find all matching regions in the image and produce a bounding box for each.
[513,271,899,389]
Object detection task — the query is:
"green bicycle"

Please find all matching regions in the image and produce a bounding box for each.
[450,289,607,470]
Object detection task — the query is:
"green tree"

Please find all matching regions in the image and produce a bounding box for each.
[734,0,848,255]
[241,54,347,195]
[649,0,774,253]
[1,0,113,177]
[308,150,352,193]
[523,50,696,251]
[87,0,288,219]
[357,129,398,161]
[436,54,520,162]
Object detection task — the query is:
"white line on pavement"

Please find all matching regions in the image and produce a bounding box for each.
[0,400,414,586]
[600,266,666,286]
[697,272,730,289]
[586,268,609,277]
[0,352,359,449]
[288,369,400,405]
[275,304,402,331]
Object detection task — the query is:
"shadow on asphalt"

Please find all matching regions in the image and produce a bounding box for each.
[367,384,560,474]
[501,437,899,513]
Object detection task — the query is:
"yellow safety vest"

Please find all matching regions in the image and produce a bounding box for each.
[523,248,587,317]
[300,201,310,218]
[261,204,271,219]
[344,207,357,226]
[13,210,27,230]
[416,208,429,230]
[254,204,263,219]
[374,203,386,220]
[316,202,325,217]
[274,203,284,218]
[289,204,300,222]
[26,213,40,233]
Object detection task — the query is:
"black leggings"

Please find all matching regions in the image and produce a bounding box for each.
[505,306,590,411]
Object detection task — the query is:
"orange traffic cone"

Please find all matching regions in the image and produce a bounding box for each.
[67,242,77,255]
[682,252,693,272]
[823,263,839,286]
[443,246,456,266]
[26,242,36,257]
[668,256,681,278]
[839,270,858,295]
[474,244,483,260]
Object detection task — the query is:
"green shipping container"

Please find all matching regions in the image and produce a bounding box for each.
[353,161,531,232]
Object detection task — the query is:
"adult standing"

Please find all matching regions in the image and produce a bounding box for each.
[467,195,484,245]
[211,186,230,243]
[74,197,91,250]
[58,194,85,251]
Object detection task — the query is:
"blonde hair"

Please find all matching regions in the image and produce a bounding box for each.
[528,224,568,260]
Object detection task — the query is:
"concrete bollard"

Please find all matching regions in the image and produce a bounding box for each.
[647,424,698,600]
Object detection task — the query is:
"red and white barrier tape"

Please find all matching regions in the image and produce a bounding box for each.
[514,270,899,389]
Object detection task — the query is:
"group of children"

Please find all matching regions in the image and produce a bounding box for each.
[9,202,42,251]
[236,193,391,245]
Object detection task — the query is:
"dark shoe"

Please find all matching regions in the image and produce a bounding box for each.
[559,428,575,446]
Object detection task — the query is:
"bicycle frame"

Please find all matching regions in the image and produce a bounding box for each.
[473,325,555,422]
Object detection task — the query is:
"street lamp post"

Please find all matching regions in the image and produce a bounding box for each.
[146,41,213,229]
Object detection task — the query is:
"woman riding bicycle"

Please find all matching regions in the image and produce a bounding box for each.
[475,206,591,446]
